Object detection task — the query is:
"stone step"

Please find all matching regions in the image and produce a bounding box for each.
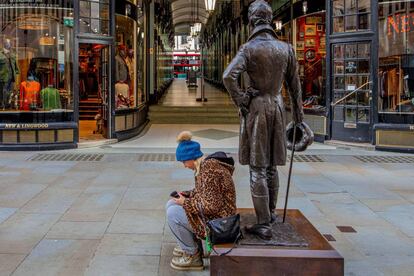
[148,117,240,124]
[148,112,239,119]
[149,105,237,113]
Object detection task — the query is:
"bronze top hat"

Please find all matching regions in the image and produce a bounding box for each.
[286,122,314,152]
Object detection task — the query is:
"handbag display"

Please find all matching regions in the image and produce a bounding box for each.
[198,203,242,256]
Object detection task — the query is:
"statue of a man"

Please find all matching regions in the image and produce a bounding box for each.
[223,0,306,240]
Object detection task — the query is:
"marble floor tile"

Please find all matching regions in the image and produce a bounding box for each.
[46,221,109,240]
[20,187,83,214]
[107,210,165,234]
[0,253,26,276]
[119,187,170,210]
[313,201,389,227]
[0,208,17,224]
[346,226,414,257]
[61,189,124,222]
[0,183,46,208]
[85,255,159,276]
[95,233,162,256]
[0,213,60,254]
[12,239,99,276]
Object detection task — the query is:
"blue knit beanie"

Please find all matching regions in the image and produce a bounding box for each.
[176,131,203,162]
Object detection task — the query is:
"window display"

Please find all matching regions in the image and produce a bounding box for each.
[332,42,371,123]
[279,13,327,112]
[115,6,145,109]
[0,1,73,114]
[378,0,414,114]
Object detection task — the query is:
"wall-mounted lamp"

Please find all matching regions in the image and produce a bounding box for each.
[274,20,282,31]
[303,1,308,14]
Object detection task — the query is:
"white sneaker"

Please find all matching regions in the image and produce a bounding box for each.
[173,245,184,257]
[170,252,204,271]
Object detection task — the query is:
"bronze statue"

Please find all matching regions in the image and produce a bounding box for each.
[223,0,312,240]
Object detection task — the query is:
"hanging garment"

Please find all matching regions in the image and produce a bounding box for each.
[19,80,41,111]
[0,50,19,83]
[115,55,129,82]
[40,87,61,110]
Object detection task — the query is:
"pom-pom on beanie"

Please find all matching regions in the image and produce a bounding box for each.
[176,131,204,162]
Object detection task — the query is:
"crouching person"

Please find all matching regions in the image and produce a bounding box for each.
[166,131,237,271]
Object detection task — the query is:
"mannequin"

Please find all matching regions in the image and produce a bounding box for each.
[115,45,129,83]
[0,39,20,110]
[41,84,61,110]
[20,75,41,111]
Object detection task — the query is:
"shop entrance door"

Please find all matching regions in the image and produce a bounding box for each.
[330,42,372,143]
[78,43,110,141]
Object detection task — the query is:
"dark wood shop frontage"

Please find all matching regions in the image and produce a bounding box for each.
[272,0,414,152]
[0,0,149,150]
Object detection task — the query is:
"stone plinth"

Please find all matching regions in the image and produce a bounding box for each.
[210,209,344,276]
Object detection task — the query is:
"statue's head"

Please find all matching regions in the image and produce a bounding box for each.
[248,0,272,27]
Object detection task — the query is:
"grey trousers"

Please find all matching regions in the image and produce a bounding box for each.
[165,199,199,255]
[249,166,279,224]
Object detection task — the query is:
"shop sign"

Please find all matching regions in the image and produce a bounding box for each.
[305,16,322,25]
[387,13,414,36]
[3,0,61,7]
[64,17,74,27]
[344,123,357,129]
[4,123,49,129]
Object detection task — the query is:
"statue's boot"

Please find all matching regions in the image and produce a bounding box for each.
[247,167,273,240]
[267,166,279,224]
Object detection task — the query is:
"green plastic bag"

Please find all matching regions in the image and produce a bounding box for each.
[205,227,212,254]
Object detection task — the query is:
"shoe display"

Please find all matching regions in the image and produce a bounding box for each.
[173,245,184,257]
[245,223,272,240]
[170,252,204,271]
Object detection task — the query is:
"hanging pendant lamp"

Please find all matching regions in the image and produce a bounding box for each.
[204,0,216,13]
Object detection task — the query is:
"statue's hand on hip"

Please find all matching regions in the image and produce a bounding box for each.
[240,105,249,117]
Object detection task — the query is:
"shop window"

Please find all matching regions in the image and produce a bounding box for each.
[332,0,371,33]
[378,0,414,115]
[115,14,137,110]
[79,0,110,35]
[0,1,73,116]
[332,42,371,123]
[114,1,145,109]
[281,13,327,113]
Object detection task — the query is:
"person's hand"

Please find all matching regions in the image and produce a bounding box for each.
[173,193,186,206]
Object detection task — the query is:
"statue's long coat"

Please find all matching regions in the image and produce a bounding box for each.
[223,25,304,167]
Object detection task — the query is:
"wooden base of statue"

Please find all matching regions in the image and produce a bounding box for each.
[210,209,344,276]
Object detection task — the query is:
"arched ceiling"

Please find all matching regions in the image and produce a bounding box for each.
[170,0,209,34]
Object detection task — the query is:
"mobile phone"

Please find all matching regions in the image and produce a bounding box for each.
[170,191,180,198]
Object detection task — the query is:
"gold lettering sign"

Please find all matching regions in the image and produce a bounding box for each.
[5,124,49,129]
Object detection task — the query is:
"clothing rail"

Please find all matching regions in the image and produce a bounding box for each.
[331,81,373,107]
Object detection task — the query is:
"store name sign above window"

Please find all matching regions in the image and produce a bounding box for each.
[2,0,60,7]
[387,13,414,36]
[3,124,49,129]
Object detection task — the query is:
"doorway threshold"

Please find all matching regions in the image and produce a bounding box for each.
[78,139,118,149]
[324,140,375,151]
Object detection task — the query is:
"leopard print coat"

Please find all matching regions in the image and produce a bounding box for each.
[182,158,237,238]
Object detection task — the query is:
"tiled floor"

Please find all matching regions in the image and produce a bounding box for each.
[112,124,337,151]
[0,125,414,275]
[159,79,234,107]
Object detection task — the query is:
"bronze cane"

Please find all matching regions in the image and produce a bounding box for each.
[283,124,297,223]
